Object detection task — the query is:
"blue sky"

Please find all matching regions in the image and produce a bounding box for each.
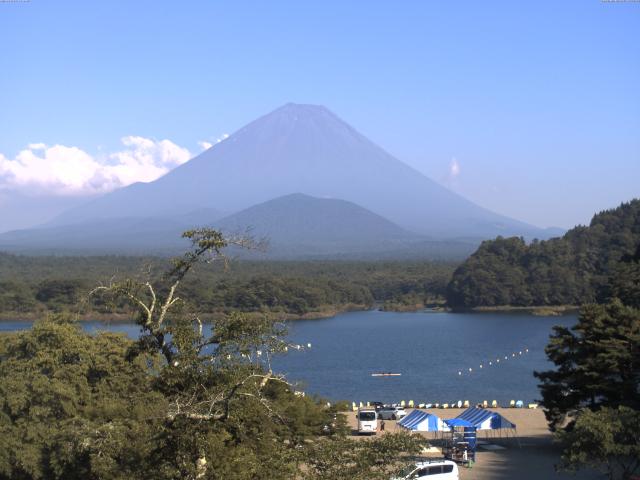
[1,0,638,228]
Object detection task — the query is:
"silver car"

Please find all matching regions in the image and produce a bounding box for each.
[378,406,407,420]
[392,460,459,479]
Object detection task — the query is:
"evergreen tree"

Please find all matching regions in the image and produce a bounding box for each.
[601,244,640,309]
[534,300,640,430]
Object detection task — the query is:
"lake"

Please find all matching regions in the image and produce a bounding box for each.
[0,309,577,404]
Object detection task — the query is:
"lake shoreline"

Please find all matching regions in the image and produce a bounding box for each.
[464,305,579,316]
[0,303,579,323]
[0,303,373,323]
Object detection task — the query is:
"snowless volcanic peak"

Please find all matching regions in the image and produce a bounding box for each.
[52,103,547,239]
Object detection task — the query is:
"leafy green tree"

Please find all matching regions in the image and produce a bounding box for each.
[0,316,165,480]
[534,300,640,430]
[556,406,640,480]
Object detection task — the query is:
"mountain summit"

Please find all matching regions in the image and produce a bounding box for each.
[53,103,546,239]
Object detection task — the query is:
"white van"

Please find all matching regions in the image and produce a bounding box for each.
[357,408,378,435]
[393,460,459,479]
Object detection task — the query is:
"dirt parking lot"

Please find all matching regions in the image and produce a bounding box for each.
[346,408,601,480]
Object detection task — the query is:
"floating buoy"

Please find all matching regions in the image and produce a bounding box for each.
[456,346,530,376]
[307,343,312,348]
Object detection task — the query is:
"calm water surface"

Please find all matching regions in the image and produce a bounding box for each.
[1,310,577,404]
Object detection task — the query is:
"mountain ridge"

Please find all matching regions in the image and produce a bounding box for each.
[50,103,551,240]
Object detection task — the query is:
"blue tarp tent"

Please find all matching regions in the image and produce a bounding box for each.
[444,418,473,428]
[455,407,516,431]
[397,410,447,432]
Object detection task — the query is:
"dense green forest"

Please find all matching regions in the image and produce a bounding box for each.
[0,254,456,319]
[446,200,640,308]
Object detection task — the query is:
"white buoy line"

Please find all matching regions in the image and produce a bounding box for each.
[457,348,529,376]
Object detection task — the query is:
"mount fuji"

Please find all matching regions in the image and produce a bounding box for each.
[0,103,556,256]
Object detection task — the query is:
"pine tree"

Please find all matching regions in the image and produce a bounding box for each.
[535,300,640,430]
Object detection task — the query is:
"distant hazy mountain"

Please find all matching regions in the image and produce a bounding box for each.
[543,226,567,237]
[0,208,224,255]
[0,193,479,258]
[52,103,551,239]
[0,189,93,234]
[212,193,417,256]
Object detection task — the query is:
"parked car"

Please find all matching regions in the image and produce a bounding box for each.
[378,406,407,420]
[392,460,459,479]
[356,408,378,434]
[371,401,385,411]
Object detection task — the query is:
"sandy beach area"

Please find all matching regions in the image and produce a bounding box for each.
[345,407,601,480]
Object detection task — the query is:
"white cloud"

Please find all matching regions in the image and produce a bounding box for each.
[449,157,461,178]
[439,157,462,190]
[0,137,192,196]
[27,143,47,150]
[198,140,213,151]
[197,133,230,152]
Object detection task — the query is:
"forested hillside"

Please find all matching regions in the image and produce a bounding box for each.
[446,200,640,308]
[0,255,455,318]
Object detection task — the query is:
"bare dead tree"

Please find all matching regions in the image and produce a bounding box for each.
[89,228,301,478]
[90,228,266,363]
